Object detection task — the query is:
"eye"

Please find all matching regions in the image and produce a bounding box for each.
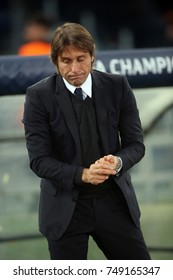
[62,58,71,64]
[78,56,85,62]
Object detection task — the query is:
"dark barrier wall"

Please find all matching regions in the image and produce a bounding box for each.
[0,48,173,95]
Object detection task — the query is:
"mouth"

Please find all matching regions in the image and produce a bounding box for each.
[68,74,85,86]
[69,74,84,80]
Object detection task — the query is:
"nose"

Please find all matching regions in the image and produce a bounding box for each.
[71,60,80,72]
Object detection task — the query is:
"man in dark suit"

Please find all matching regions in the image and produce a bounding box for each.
[23,22,150,260]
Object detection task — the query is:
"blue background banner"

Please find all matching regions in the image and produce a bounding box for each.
[0,48,172,95]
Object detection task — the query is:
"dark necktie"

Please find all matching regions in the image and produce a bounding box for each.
[74,87,83,100]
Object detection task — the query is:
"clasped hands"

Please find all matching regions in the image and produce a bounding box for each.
[82,154,119,185]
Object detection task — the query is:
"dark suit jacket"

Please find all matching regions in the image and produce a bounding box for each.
[23,70,145,240]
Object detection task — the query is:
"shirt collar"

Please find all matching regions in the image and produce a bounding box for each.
[63,73,92,98]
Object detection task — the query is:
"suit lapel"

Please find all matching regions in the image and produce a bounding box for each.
[91,72,109,155]
[54,76,82,162]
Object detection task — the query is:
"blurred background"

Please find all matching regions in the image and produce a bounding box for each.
[0,0,173,260]
[0,0,173,55]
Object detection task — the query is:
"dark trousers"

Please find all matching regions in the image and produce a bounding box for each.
[47,187,151,260]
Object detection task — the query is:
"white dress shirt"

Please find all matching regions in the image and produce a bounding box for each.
[63,73,92,100]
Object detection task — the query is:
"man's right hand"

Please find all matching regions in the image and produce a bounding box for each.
[82,159,116,185]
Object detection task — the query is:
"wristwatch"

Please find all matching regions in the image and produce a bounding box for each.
[115,156,122,173]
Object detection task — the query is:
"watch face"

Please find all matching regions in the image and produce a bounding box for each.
[115,157,122,173]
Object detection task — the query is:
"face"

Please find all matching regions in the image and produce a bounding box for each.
[57,45,94,87]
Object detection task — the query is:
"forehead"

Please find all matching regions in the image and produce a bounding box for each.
[59,45,89,58]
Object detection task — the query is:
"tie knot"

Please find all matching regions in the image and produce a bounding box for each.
[74,87,83,100]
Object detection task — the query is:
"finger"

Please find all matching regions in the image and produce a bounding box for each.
[91,175,109,185]
[92,166,116,176]
[94,160,114,169]
[104,154,115,163]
